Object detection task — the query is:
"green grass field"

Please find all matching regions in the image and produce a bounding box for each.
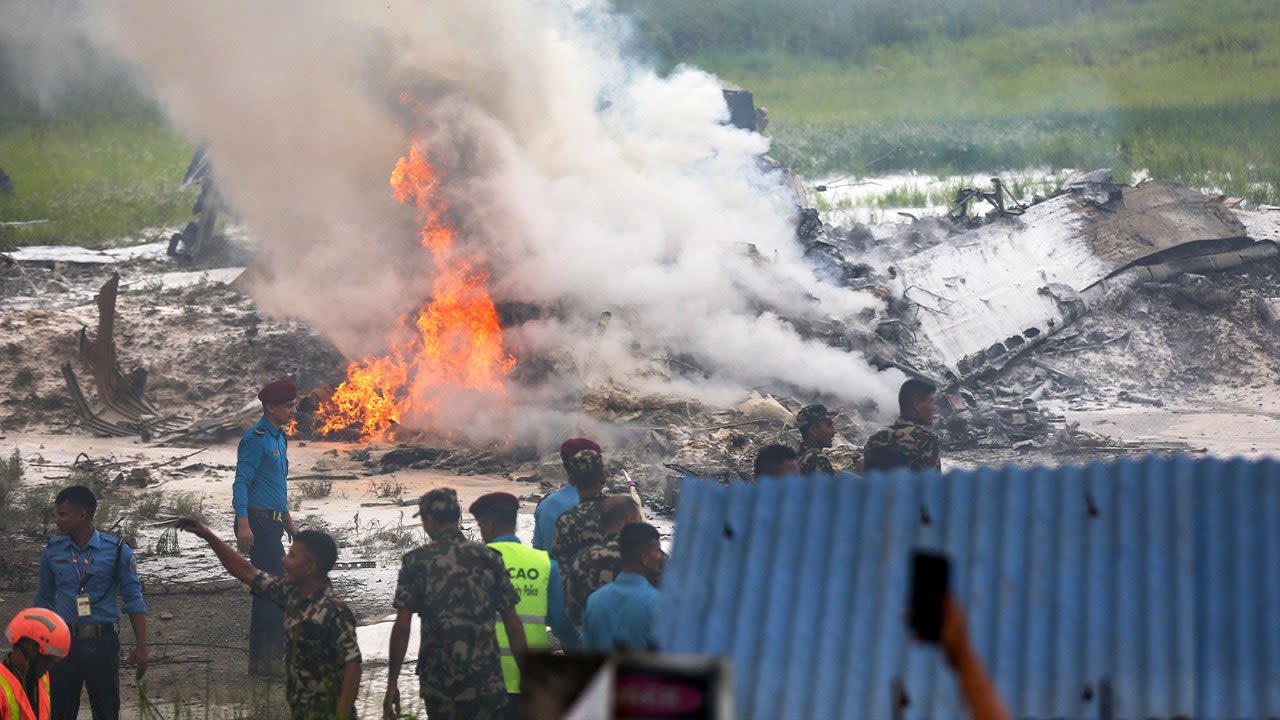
[0,117,195,248]
[696,0,1280,202]
[2,0,1279,249]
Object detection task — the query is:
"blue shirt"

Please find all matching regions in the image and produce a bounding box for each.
[36,530,147,624]
[582,572,658,652]
[233,416,289,518]
[532,484,579,551]
[492,535,581,648]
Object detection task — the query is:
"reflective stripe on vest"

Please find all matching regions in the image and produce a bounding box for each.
[489,541,551,693]
[0,662,47,720]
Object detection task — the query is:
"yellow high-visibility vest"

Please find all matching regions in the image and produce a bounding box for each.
[0,662,50,720]
[489,540,551,693]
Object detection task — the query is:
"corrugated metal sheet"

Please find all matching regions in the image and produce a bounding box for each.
[652,456,1280,720]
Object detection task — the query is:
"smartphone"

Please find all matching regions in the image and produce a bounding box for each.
[909,550,950,643]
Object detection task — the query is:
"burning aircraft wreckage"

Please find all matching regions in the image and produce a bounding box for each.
[5,141,1280,509]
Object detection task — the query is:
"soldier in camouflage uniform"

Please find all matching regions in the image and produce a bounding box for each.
[177,518,362,720]
[795,404,837,476]
[863,378,942,473]
[549,439,612,568]
[383,488,527,720]
[564,497,640,626]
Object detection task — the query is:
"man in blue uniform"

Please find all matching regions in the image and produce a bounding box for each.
[233,378,301,676]
[531,438,594,551]
[581,523,662,652]
[36,485,148,720]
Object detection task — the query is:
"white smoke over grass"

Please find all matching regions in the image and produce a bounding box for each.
[31,0,904,437]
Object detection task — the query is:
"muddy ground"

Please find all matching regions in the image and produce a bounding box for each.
[4,238,1280,717]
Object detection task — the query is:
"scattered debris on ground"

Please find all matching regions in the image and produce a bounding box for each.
[3,174,1279,517]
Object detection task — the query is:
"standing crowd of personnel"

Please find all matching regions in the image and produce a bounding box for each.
[0,377,1004,720]
[759,378,945,482]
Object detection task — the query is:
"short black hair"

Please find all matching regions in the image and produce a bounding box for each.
[602,497,640,531]
[753,444,798,479]
[429,506,460,523]
[620,522,660,564]
[899,378,937,415]
[471,499,518,529]
[55,486,97,516]
[294,531,339,577]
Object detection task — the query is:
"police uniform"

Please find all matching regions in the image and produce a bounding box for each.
[581,573,659,652]
[862,418,942,473]
[248,572,361,720]
[233,413,291,671]
[530,484,579,551]
[394,489,521,720]
[487,533,578,716]
[36,530,146,720]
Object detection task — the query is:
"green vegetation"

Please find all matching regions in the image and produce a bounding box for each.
[625,0,1280,202]
[0,117,195,248]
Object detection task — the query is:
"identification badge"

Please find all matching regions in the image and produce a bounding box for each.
[76,594,91,618]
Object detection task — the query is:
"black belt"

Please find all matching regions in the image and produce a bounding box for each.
[71,623,117,639]
[247,508,286,522]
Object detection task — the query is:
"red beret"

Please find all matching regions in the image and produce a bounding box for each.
[468,492,519,516]
[257,379,297,405]
[560,437,602,462]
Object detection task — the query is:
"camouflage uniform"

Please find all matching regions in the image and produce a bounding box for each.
[796,404,836,476]
[549,447,611,567]
[550,493,611,568]
[249,572,361,720]
[862,418,942,473]
[395,489,521,720]
[564,535,622,626]
[796,443,835,476]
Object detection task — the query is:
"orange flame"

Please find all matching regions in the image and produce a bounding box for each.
[315,141,514,440]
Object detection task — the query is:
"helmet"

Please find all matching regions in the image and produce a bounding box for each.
[6,608,71,658]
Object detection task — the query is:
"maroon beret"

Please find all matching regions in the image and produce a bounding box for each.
[560,438,602,462]
[468,492,519,516]
[257,379,297,405]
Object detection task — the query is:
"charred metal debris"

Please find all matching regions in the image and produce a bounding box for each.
[793,171,1280,455]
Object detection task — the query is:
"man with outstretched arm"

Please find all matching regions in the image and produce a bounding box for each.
[176,518,361,720]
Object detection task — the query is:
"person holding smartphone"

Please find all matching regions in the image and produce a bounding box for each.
[933,595,1010,720]
[910,551,1009,720]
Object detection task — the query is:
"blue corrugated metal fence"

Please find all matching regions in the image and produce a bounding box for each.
[651,456,1280,719]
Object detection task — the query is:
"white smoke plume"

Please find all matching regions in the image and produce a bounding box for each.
[19,0,906,438]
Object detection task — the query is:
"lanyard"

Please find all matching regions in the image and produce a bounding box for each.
[69,546,94,592]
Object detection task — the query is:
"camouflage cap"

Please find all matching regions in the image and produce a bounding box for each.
[414,487,459,518]
[796,404,835,429]
[561,437,605,476]
[564,448,604,475]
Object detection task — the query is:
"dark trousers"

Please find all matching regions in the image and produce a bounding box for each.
[50,632,120,720]
[248,514,285,665]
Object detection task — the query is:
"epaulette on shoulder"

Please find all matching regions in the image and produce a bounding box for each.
[254,427,267,436]
[46,535,69,548]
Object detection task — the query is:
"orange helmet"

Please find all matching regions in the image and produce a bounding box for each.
[6,608,71,658]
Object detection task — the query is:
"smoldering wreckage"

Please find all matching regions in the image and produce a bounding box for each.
[6,137,1280,515]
